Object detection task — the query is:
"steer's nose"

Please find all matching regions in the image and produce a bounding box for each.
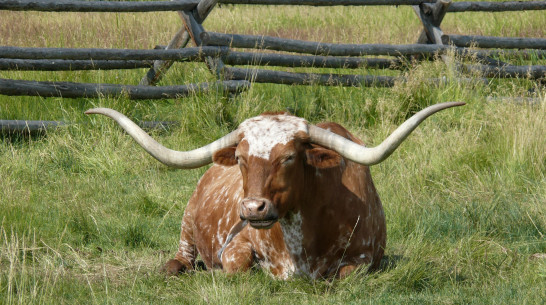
[240,197,279,229]
[241,197,268,219]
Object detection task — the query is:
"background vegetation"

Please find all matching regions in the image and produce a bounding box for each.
[1,1,544,304]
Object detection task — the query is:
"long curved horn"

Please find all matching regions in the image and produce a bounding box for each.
[308,102,465,165]
[85,108,238,169]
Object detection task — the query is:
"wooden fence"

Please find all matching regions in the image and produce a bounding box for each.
[2,0,545,89]
[196,0,546,86]
[1,0,545,132]
[133,0,546,86]
[0,0,251,101]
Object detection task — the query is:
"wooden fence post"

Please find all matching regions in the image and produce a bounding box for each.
[412,0,454,68]
[414,0,451,46]
[179,0,227,78]
[141,0,223,85]
[140,28,191,85]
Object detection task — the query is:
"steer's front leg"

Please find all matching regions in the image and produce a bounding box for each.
[162,212,196,276]
[220,238,254,274]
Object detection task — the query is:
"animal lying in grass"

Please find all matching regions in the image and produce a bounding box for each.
[86,102,464,279]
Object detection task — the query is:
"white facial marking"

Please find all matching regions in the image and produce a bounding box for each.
[238,114,308,159]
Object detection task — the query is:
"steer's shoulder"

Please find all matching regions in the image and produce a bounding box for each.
[190,164,242,208]
[196,164,240,186]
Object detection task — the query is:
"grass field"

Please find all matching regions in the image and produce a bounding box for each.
[1,2,545,304]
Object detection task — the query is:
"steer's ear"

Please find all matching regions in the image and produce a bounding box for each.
[213,147,237,166]
[305,148,343,169]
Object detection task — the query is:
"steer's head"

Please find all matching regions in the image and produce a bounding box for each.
[85,102,464,230]
[212,112,341,229]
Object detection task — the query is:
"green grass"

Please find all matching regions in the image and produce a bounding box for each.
[1,3,545,304]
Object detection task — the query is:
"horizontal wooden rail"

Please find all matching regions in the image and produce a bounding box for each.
[0,46,228,61]
[471,49,546,60]
[0,0,200,12]
[0,120,178,133]
[464,64,546,79]
[225,67,488,87]
[0,51,403,71]
[0,78,250,99]
[4,49,543,72]
[225,67,399,87]
[6,0,543,12]
[0,120,65,133]
[5,49,544,72]
[202,32,450,56]
[443,35,546,50]
[204,32,546,59]
[219,0,433,5]
[0,59,153,71]
[218,1,546,11]
[224,52,403,69]
[447,1,546,12]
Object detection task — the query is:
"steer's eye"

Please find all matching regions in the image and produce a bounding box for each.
[282,155,295,165]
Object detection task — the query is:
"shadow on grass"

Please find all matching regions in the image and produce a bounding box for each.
[377,254,404,272]
[0,130,49,145]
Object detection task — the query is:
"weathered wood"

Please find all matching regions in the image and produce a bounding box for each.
[476,56,510,67]
[443,35,546,50]
[202,32,450,56]
[180,11,206,46]
[219,0,435,6]
[204,32,546,59]
[0,53,403,71]
[413,0,454,68]
[471,49,546,60]
[0,120,65,133]
[225,67,400,87]
[414,0,451,45]
[0,46,228,61]
[218,0,546,11]
[140,0,220,86]
[225,67,486,86]
[140,28,191,85]
[195,0,219,23]
[180,9,226,77]
[0,59,153,71]
[448,1,546,12]
[0,0,200,12]
[5,0,541,13]
[464,64,546,79]
[224,52,403,69]
[0,78,250,100]
[0,120,178,133]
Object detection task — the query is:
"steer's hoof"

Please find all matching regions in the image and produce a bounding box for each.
[161,259,186,276]
[195,260,207,271]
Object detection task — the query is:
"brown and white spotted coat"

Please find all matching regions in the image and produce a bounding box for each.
[165,112,386,279]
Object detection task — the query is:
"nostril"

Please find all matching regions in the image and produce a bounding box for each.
[257,201,266,212]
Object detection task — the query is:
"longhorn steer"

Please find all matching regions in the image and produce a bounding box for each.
[86,102,464,279]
